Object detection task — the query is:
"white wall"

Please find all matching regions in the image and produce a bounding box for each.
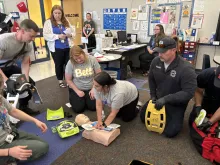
[2,0,29,22]
[83,0,220,69]
[197,0,220,39]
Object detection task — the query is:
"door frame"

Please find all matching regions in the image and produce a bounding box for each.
[26,0,51,64]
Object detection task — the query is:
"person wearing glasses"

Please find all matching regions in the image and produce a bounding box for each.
[140,37,197,138]
[139,24,165,76]
[65,46,101,113]
[43,5,75,88]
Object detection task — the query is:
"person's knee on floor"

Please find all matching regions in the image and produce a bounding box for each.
[71,104,86,114]
[163,123,182,138]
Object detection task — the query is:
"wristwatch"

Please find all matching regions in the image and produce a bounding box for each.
[102,122,107,128]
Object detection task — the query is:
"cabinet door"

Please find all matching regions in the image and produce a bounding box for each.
[62,0,82,45]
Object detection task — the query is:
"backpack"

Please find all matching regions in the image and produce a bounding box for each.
[190,117,220,165]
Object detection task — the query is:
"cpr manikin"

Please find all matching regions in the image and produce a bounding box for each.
[75,114,120,146]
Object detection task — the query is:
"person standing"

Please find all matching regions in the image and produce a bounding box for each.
[43,5,75,88]
[0,19,39,114]
[83,13,96,51]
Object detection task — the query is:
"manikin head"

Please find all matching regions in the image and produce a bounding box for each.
[75,114,90,126]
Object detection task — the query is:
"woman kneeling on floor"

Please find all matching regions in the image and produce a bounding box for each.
[93,71,139,129]
[65,45,101,113]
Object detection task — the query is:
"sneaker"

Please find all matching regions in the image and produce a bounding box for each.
[195,109,207,126]
[19,105,40,115]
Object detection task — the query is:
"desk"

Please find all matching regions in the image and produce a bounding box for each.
[103,44,148,79]
[213,56,220,65]
[103,44,147,54]
[95,54,124,79]
[97,54,122,63]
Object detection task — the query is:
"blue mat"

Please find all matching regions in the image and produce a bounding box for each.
[127,78,149,91]
[18,112,82,165]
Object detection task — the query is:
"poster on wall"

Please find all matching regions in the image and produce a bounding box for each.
[140,21,148,31]
[182,5,190,17]
[146,0,156,4]
[191,14,204,29]
[160,12,169,24]
[193,0,205,14]
[103,8,127,30]
[130,8,138,20]
[169,10,176,23]
[151,9,161,23]
[132,21,140,31]
[138,13,148,21]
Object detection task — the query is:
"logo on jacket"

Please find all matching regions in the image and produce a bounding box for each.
[156,65,161,69]
[170,70,176,78]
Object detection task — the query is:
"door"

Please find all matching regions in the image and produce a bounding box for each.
[62,0,83,45]
[26,0,61,63]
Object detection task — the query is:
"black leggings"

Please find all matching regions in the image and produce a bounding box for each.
[51,48,69,81]
[87,34,96,52]
[69,88,96,113]
[117,93,139,122]
[1,65,33,106]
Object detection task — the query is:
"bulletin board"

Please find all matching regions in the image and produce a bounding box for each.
[103,8,127,30]
[148,2,187,36]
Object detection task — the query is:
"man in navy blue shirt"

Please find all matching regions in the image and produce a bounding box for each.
[189,66,220,131]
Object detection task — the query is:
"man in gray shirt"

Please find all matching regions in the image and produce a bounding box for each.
[83,13,96,51]
[0,19,39,114]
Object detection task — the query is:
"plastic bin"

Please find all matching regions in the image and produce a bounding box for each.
[104,67,121,80]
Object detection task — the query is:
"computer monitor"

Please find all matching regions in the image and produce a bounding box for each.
[117,31,127,43]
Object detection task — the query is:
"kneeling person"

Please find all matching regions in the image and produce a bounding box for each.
[189,66,220,132]
[93,71,139,129]
[140,37,197,138]
[65,46,101,113]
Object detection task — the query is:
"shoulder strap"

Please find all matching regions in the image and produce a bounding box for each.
[2,43,26,67]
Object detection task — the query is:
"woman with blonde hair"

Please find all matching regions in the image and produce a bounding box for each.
[43,5,75,88]
[65,46,101,113]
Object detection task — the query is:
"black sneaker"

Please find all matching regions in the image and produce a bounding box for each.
[19,106,40,115]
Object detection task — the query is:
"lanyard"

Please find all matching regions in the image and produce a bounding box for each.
[57,24,68,45]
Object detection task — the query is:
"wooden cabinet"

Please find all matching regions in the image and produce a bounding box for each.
[62,0,83,45]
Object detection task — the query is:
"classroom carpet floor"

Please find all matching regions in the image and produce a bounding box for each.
[28,72,212,165]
